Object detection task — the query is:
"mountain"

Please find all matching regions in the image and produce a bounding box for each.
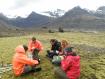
[0,13,26,37]
[25,12,51,27]
[0,13,20,31]
[0,19,23,36]
[63,6,90,17]
[95,6,105,18]
[1,6,105,31]
[8,12,52,27]
[0,12,52,28]
[46,6,105,31]
[97,6,105,13]
[43,9,65,18]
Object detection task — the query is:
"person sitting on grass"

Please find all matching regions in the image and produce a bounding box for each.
[52,40,69,66]
[28,37,43,62]
[12,45,41,76]
[54,47,80,79]
[46,39,62,59]
[60,40,69,55]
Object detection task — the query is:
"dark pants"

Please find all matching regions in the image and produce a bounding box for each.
[32,49,40,60]
[22,65,41,75]
[54,67,69,79]
[23,65,33,74]
[46,50,58,59]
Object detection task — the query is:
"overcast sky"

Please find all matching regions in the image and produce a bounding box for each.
[0,0,105,18]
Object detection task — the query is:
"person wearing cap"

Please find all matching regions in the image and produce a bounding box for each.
[54,47,80,79]
[28,37,43,61]
[12,45,41,76]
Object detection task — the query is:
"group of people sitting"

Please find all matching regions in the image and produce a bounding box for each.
[12,37,43,76]
[46,39,80,79]
[12,37,80,79]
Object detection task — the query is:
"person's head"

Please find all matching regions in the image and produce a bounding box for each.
[50,39,56,45]
[61,40,69,48]
[15,45,28,54]
[32,37,36,43]
[64,47,77,56]
[23,45,28,52]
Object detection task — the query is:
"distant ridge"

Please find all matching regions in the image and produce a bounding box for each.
[0,6,105,31]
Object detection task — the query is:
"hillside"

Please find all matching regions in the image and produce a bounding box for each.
[47,6,105,31]
[1,6,105,31]
[9,12,52,27]
[95,6,105,18]
[43,9,65,18]
[0,32,105,79]
[0,19,23,36]
[0,12,52,29]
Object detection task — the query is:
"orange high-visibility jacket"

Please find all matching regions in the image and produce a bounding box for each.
[12,45,39,76]
[28,40,43,52]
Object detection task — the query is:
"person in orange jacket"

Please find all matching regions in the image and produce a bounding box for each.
[12,45,41,76]
[28,37,43,61]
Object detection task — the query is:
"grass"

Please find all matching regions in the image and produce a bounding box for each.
[0,32,105,79]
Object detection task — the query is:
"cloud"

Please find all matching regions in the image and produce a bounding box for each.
[10,0,39,9]
[0,0,105,18]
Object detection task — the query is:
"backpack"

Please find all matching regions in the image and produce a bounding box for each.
[52,56,64,66]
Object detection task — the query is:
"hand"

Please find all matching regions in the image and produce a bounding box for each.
[34,60,39,65]
[50,50,54,52]
[32,47,35,50]
[56,50,59,54]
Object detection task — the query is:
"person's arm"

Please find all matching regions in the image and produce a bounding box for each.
[55,42,61,51]
[18,56,39,66]
[58,42,62,52]
[51,45,53,50]
[61,57,72,71]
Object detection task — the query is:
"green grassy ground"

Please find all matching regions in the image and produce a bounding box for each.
[0,32,105,79]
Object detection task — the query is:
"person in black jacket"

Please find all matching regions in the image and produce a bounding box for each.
[46,39,62,59]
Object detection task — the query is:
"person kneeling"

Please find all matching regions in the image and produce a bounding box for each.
[28,37,43,62]
[12,45,41,76]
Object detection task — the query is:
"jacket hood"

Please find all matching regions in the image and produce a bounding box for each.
[72,55,80,61]
[15,45,25,54]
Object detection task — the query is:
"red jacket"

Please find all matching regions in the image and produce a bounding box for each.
[28,40,43,52]
[12,45,39,76]
[61,55,80,79]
